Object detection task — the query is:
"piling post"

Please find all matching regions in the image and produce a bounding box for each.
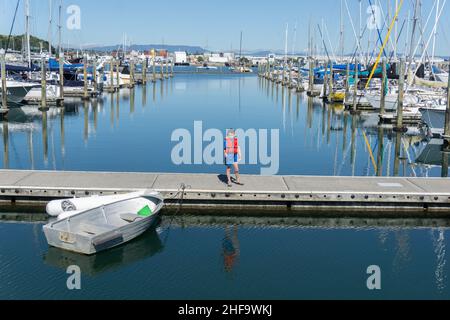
[0,50,8,116]
[323,67,328,101]
[92,59,97,94]
[376,126,384,176]
[57,52,64,106]
[82,55,89,100]
[308,58,314,95]
[288,63,293,88]
[352,59,359,112]
[116,60,120,89]
[380,57,387,115]
[395,58,405,131]
[160,59,164,81]
[152,57,156,83]
[393,132,401,176]
[345,63,350,96]
[110,60,114,91]
[165,60,169,79]
[443,61,450,149]
[328,60,333,103]
[142,58,147,85]
[130,60,135,88]
[171,59,174,78]
[39,56,48,111]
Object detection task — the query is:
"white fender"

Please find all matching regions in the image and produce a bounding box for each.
[46,191,147,217]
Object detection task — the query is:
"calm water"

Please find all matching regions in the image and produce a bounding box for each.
[1,217,450,300]
[0,73,445,177]
[1,73,450,300]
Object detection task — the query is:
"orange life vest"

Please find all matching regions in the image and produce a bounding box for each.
[225,137,238,155]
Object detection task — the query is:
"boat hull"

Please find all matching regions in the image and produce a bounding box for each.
[420,108,445,131]
[0,82,37,104]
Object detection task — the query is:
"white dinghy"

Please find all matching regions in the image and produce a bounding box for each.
[43,190,164,255]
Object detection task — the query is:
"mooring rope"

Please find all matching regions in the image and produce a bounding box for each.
[161,183,191,245]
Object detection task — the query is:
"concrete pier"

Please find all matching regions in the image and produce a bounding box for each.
[1,170,450,216]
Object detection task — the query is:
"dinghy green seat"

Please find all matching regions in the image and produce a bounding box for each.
[120,205,153,223]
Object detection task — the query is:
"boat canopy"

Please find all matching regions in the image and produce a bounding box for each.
[6,64,40,72]
[48,58,84,71]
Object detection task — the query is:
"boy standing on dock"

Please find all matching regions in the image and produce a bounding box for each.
[224,129,244,188]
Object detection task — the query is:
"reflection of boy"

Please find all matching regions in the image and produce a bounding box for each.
[223,226,240,273]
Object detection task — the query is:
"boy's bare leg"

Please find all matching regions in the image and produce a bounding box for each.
[226,167,232,186]
[234,164,241,184]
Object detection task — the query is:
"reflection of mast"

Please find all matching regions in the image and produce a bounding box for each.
[42,110,49,165]
[288,88,293,136]
[83,100,89,144]
[351,115,357,176]
[92,99,98,132]
[394,132,402,177]
[2,121,9,169]
[386,139,393,177]
[342,112,348,151]
[307,98,313,129]
[60,106,65,164]
[110,92,114,127]
[327,106,331,145]
[431,229,447,292]
[142,84,147,107]
[238,77,242,113]
[27,130,34,170]
[441,152,449,178]
[130,88,135,115]
[116,91,120,121]
[281,86,286,132]
[377,126,384,176]
[392,231,412,273]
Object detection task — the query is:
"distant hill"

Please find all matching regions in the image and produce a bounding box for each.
[0,34,54,53]
[85,44,206,54]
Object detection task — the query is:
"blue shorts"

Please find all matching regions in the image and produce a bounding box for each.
[225,153,238,167]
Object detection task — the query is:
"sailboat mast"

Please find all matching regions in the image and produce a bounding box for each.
[394,0,398,59]
[25,0,31,68]
[48,0,53,55]
[284,23,288,65]
[239,31,243,66]
[340,0,345,62]
[431,0,440,64]
[58,0,62,55]
[292,21,297,56]
[358,0,363,65]
[408,0,420,68]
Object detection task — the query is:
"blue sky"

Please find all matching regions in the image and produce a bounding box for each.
[1,0,449,55]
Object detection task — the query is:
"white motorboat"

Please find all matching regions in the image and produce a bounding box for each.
[365,92,419,111]
[0,80,39,105]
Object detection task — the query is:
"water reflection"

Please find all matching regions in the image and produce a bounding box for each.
[43,226,164,277]
[0,75,448,177]
[2,121,8,169]
[222,226,240,274]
